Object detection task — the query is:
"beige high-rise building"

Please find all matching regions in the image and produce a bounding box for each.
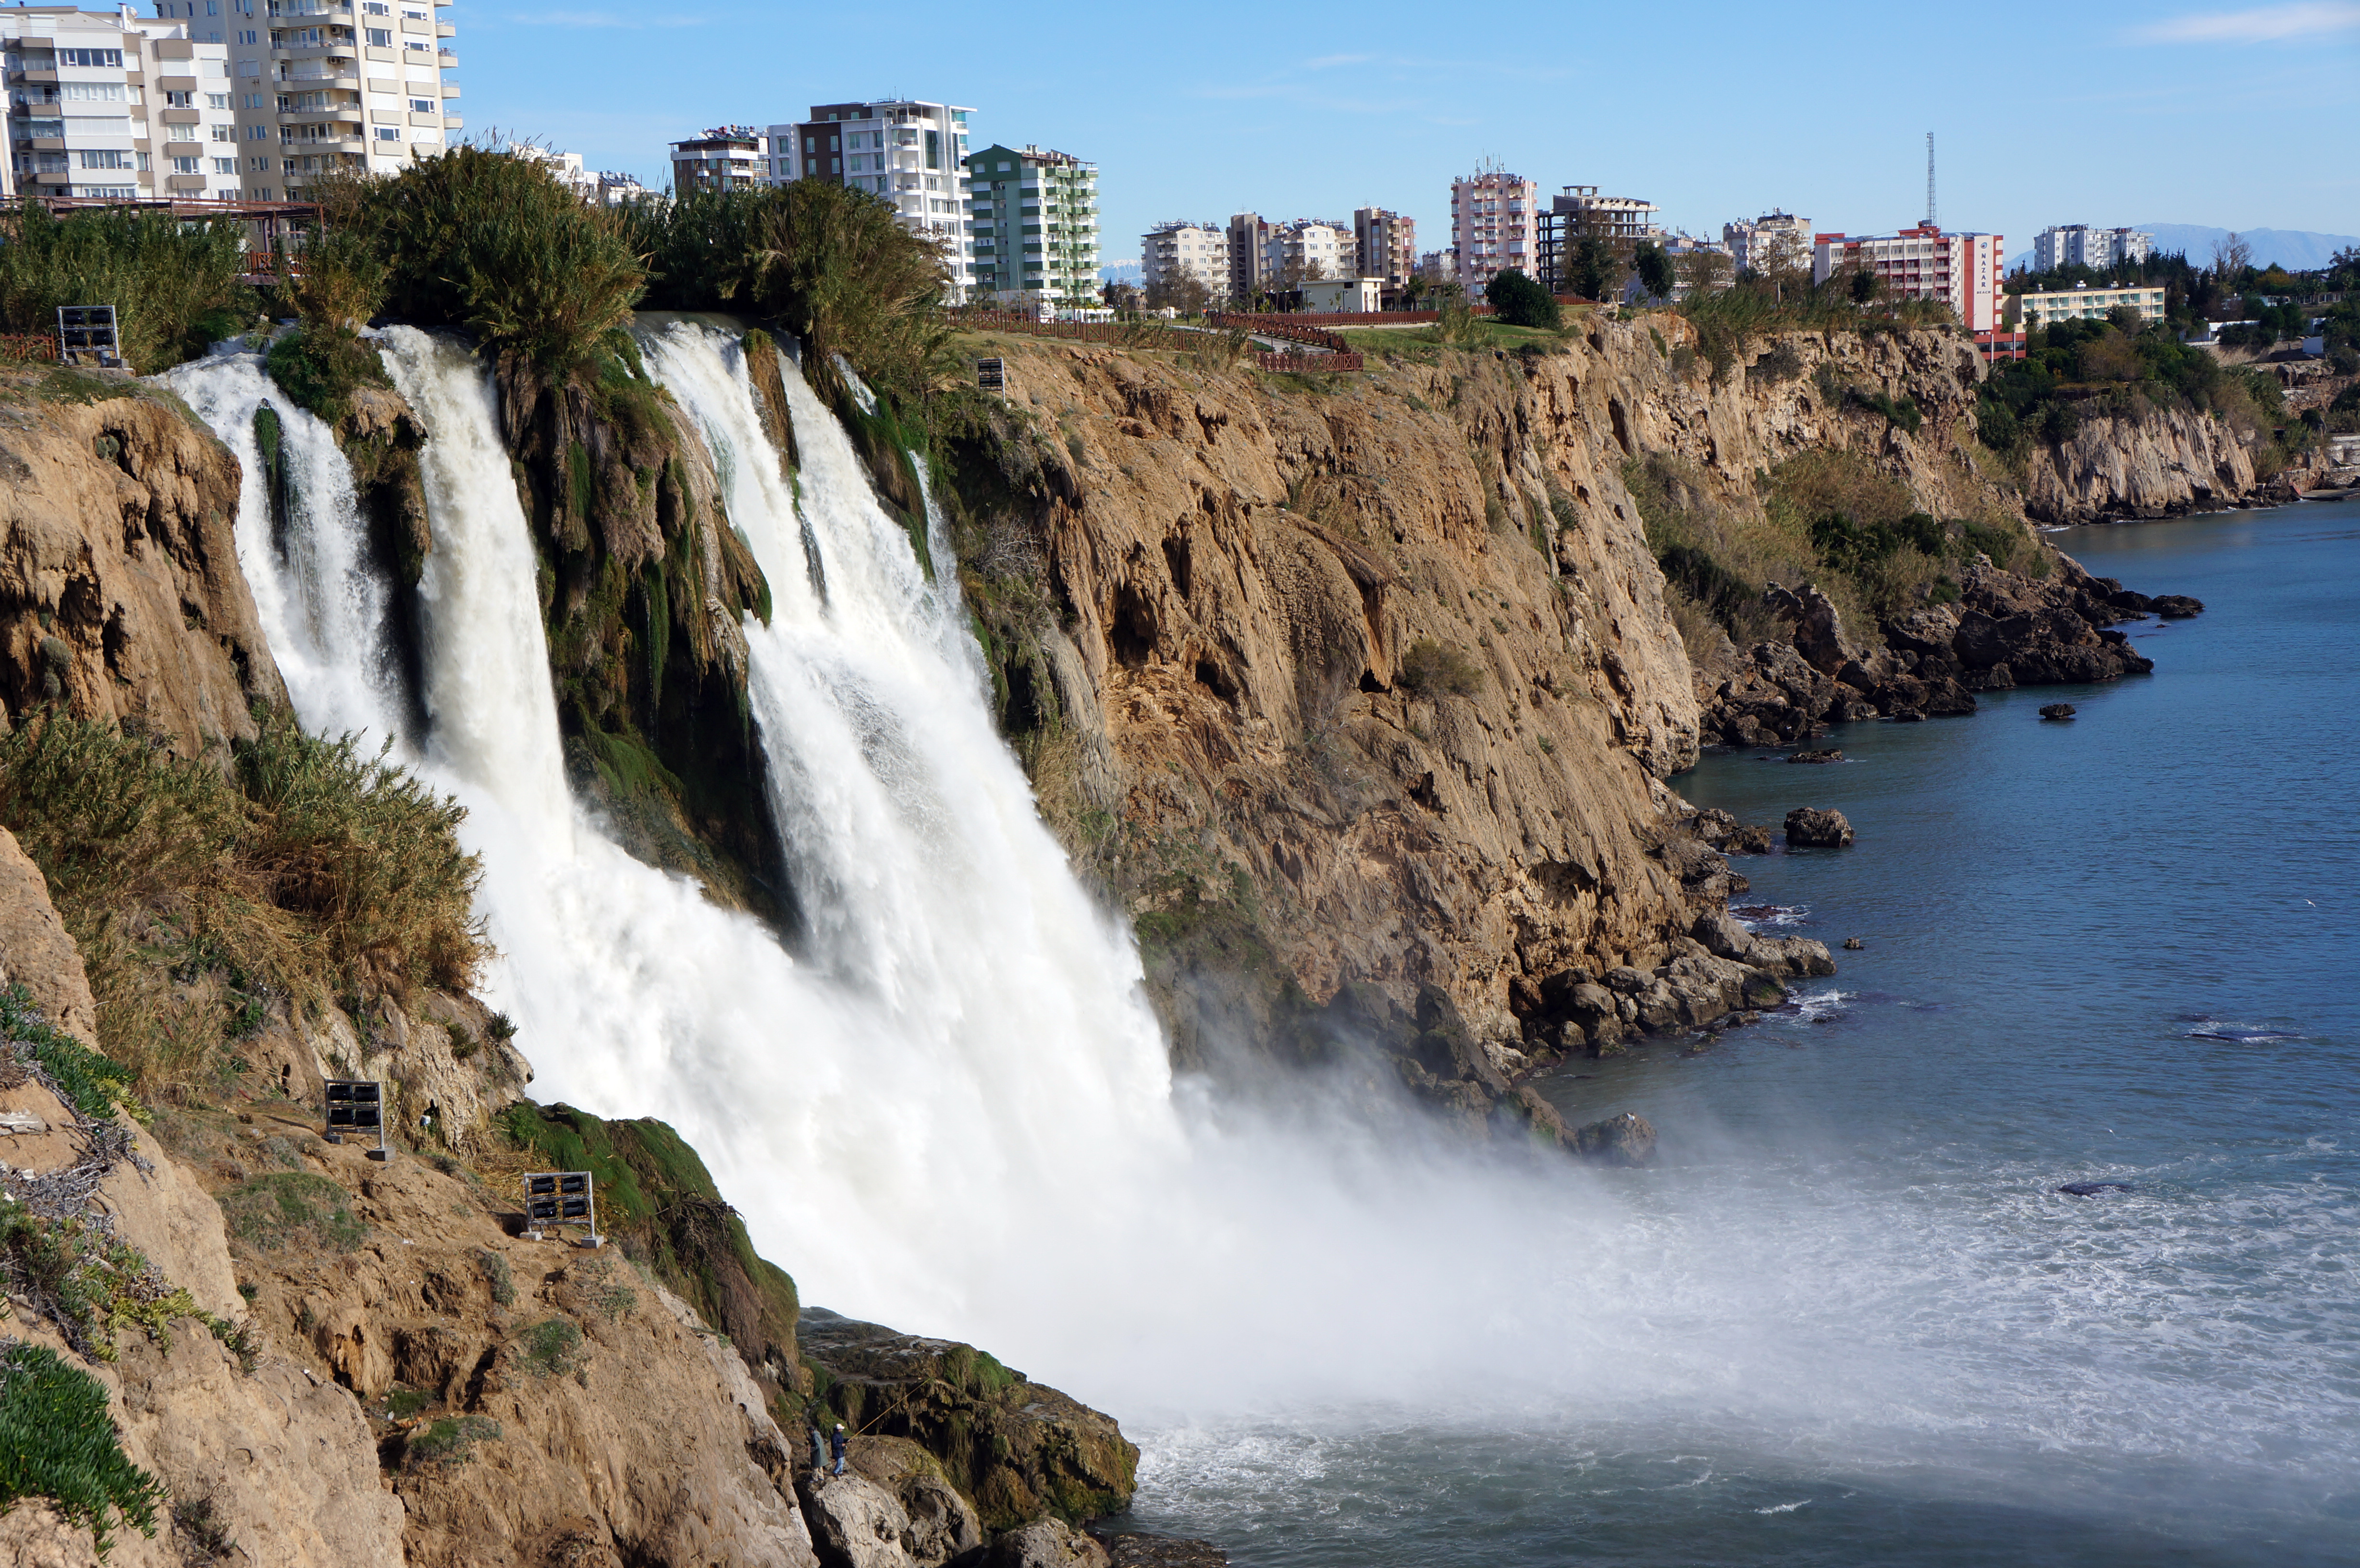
[1450,165,1540,298]
[3,7,243,202]
[1353,206,1416,288]
[1141,220,1228,302]
[159,0,461,199]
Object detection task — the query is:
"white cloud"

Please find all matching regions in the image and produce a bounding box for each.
[2135,2,2360,41]
[1306,52,1372,69]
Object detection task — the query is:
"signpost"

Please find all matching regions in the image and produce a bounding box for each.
[523,1171,602,1247]
[323,1079,389,1161]
[977,356,1005,391]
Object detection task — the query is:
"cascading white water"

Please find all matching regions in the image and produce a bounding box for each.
[165,325,2360,1555]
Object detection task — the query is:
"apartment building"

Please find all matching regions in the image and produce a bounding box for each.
[1352,206,1416,289]
[1451,165,1540,298]
[967,142,1097,308]
[774,99,975,294]
[1722,209,1813,276]
[185,0,460,200]
[1226,212,1269,299]
[1265,217,1351,284]
[1536,184,1661,293]
[1141,220,1228,302]
[1812,224,2006,333]
[1417,248,1456,286]
[2031,223,2153,272]
[4,7,243,202]
[2005,282,2166,329]
[668,125,764,195]
[516,142,644,207]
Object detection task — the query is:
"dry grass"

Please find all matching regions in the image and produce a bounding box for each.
[0,709,484,1102]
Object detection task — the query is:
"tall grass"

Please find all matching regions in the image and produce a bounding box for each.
[351,146,644,374]
[0,200,252,372]
[0,709,484,1100]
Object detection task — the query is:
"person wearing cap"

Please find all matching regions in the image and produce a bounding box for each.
[830,1422,848,1477]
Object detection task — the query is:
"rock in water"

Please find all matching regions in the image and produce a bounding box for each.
[1095,1533,1230,1568]
[1843,937,1865,950]
[2039,702,2076,720]
[2057,1181,2134,1197]
[2152,594,2204,618]
[990,1517,1111,1568]
[1571,1111,1656,1165]
[1789,749,1844,764]
[1784,807,1855,848]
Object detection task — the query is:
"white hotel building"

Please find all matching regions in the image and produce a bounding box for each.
[4,7,244,201]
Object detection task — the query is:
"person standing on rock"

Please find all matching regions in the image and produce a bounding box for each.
[830,1422,848,1477]
[809,1420,825,1478]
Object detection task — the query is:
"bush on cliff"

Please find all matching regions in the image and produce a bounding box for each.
[0,1340,167,1558]
[1485,269,1561,331]
[1676,275,1955,383]
[621,179,951,406]
[1396,639,1487,698]
[0,199,253,372]
[348,147,646,375]
[1977,317,2282,463]
[0,709,484,1101]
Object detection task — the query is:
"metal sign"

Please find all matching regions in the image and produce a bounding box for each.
[523,1171,601,1245]
[323,1078,390,1160]
[57,306,121,368]
[977,356,1004,391]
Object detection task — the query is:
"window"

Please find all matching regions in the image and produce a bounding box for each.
[405,38,428,50]
[249,155,268,170]
[247,123,267,139]
[239,29,258,43]
[376,125,397,139]
[169,124,198,141]
[213,156,236,172]
[362,1,389,10]
[367,27,392,44]
[172,155,202,173]
[208,92,231,108]
[77,148,133,170]
[408,97,432,112]
[166,91,196,108]
[207,0,220,13]
[58,48,124,67]
[212,124,235,141]
[59,83,125,102]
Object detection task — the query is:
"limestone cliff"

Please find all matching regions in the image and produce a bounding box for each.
[2023,400,2262,524]
[0,364,284,749]
[936,320,1978,1073]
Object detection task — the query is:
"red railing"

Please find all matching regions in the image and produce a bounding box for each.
[0,332,59,365]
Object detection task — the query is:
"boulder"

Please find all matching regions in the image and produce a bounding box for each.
[989,1518,1110,1568]
[849,1437,984,1568]
[1843,937,1864,950]
[2039,702,2076,720]
[1570,1111,1656,1166]
[1788,749,1842,764]
[1784,808,1854,848]
[1601,965,1654,995]
[800,1474,918,1568]
[1094,1533,1229,1568]
[2152,594,2204,618]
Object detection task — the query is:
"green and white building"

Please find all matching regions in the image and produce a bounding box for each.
[2004,282,2166,330]
[966,143,1098,310]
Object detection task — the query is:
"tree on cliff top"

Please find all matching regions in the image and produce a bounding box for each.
[1633,241,1676,302]
[1486,268,1560,330]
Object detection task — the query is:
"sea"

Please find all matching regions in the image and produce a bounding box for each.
[1109,499,2360,1565]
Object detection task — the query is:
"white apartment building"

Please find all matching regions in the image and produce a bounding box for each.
[1722,209,1812,276]
[2032,223,2153,272]
[1141,220,1227,301]
[4,7,243,202]
[774,99,975,294]
[2005,282,2167,329]
[967,142,1097,308]
[1451,165,1540,298]
[516,141,645,207]
[1812,224,2006,333]
[1352,206,1416,289]
[1265,217,1351,284]
[179,0,459,200]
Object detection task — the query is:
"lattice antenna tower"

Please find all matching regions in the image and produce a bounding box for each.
[1925,133,1937,228]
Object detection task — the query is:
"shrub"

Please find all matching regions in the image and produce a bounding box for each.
[1396,639,1486,698]
[405,1414,500,1470]
[0,710,484,1099]
[0,1341,166,1557]
[516,1317,584,1379]
[0,986,134,1124]
[0,199,251,373]
[479,1249,516,1307]
[355,146,645,374]
[1485,269,1560,331]
[1633,242,1675,301]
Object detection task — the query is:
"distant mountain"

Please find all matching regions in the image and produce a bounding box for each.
[2006,224,2359,273]
[1099,259,1143,284]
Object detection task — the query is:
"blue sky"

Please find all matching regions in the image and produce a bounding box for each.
[463,0,2358,266]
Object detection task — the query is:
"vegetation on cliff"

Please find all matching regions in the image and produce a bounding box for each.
[0,1340,165,1558]
[0,199,253,373]
[0,710,483,1103]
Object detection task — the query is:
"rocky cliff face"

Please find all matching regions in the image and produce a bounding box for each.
[2023,401,2261,524]
[0,365,285,749]
[940,320,1984,1078]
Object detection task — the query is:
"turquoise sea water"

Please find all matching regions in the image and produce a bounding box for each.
[1115,500,2360,1565]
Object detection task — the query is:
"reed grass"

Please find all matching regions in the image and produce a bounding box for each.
[0,199,253,372]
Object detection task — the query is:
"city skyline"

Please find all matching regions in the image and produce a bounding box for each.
[459,0,2355,274]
